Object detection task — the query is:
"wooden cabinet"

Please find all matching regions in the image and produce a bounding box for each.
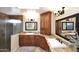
[39,36,50,51]
[40,11,52,35]
[19,35,34,46]
[8,15,23,21]
[0,12,9,19]
[56,20,61,35]
[31,35,36,46]
[34,35,41,46]
[19,35,23,46]
[19,35,50,51]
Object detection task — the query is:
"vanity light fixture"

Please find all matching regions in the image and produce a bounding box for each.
[55,7,65,16]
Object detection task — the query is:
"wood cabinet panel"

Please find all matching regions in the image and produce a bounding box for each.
[34,35,40,46]
[19,35,50,51]
[23,36,32,46]
[29,35,35,46]
[19,35,34,46]
[8,15,23,20]
[40,11,51,35]
[39,36,50,51]
[56,20,61,35]
[0,12,9,19]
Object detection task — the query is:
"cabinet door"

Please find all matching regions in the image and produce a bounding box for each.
[44,13,51,34]
[35,36,42,46]
[19,35,36,46]
[23,36,31,46]
[40,37,50,51]
[29,35,35,46]
[19,35,24,46]
[19,35,31,46]
[56,21,61,35]
[40,11,51,35]
[39,37,45,50]
[40,13,46,35]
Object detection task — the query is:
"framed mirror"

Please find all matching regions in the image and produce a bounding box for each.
[62,22,74,30]
[25,22,37,31]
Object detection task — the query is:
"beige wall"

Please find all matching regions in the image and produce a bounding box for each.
[51,12,55,34]
[56,7,79,20]
[22,7,79,34]
[23,10,40,33]
[23,10,55,35]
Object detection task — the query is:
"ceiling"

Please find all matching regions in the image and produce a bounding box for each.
[0,0,78,7]
[0,7,20,15]
[0,0,78,15]
[0,7,52,15]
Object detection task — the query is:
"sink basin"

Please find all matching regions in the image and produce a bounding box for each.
[47,38,67,48]
[26,32,40,35]
[26,33,35,35]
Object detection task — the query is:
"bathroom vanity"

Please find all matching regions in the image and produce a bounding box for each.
[19,33,51,52]
[11,32,75,52]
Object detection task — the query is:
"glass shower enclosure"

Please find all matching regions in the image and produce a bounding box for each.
[0,19,23,52]
[0,19,13,51]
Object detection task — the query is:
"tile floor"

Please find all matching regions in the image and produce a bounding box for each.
[15,46,73,52]
[15,46,46,52]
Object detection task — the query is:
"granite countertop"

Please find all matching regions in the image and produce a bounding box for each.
[19,32,40,35]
